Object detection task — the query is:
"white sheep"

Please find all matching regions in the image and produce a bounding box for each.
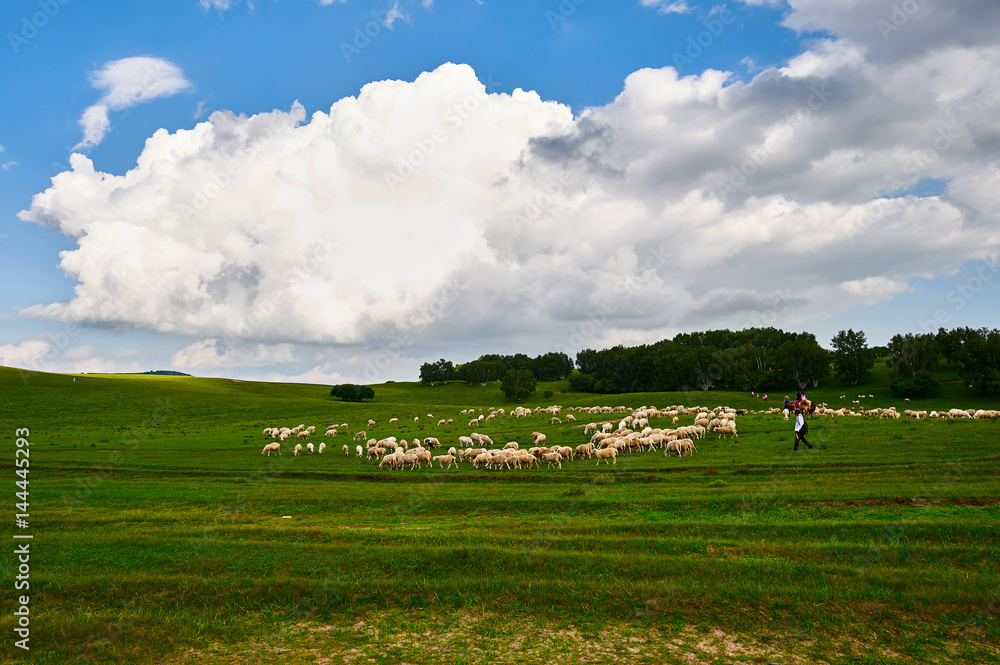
[433,454,457,469]
[542,451,563,469]
[342,444,349,456]
[306,443,315,454]
[318,442,327,454]
[595,448,617,465]
[261,442,281,456]
[294,443,303,456]
[354,431,367,441]
[355,445,363,457]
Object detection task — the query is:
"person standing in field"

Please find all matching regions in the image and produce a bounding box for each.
[793,408,812,451]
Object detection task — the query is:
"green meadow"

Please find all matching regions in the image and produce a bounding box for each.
[1,365,998,664]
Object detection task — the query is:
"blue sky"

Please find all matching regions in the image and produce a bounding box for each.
[1,0,998,381]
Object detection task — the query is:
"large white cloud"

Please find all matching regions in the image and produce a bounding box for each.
[19,12,1000,369]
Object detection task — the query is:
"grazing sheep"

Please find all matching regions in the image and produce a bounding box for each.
[542,451,563,469]
[558,446,574,462]
[389,417,399,424]
[551,417,561,424]
[437,419,447,426]
[458,435,474,447]
[566,414,576,422]
[595,448,617,465]
[533,433,547,445]
[355,445,363,457]
[447,446,457,456]
[367,419,376,427]
[584,423,598,435]
[503,441,520,451]
[297,430,310,439]
[433,454,457,469]
[424,437,441,449]
[354,431,367,441]
[517,453,540,469]
[575,443,595,459]
[306,443,315,454]
[318,442,327,454]
[378,455,397,470]
[414,416,419,422]
[342,444,349,456]
[261,442,281,456]
[294,443,303,456]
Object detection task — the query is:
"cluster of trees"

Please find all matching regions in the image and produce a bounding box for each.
[569,328,833,394]
[419,352,573,386]
[888,327,1000,396]
[416,325,1000,399]
[329,384,375,402]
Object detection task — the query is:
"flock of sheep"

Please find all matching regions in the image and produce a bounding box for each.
[256,403,752,470]
[258,399,997,468]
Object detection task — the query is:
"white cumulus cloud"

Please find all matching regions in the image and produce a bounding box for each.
[74,56,192,150]
[18,7,1000,370]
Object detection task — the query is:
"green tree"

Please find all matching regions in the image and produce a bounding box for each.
[500,369,536,401]
[568,371,597,393]
[329,384,375,402]
[419,358,455,385]
[532,352,573,381]
[776,335,830,390]
[886,333,939,378]
[890,371,941,398]
[954,327,1000,394]
[462,360,500,386]
[830,329,876,385]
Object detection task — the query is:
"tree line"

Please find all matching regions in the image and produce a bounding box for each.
[418,326,1000,398]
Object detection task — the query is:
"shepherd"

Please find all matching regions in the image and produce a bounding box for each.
[792,408,813,451]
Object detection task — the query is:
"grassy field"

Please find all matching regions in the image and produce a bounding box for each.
[2,366,999,664]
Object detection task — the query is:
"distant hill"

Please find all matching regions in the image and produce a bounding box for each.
[138,370,192,376]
